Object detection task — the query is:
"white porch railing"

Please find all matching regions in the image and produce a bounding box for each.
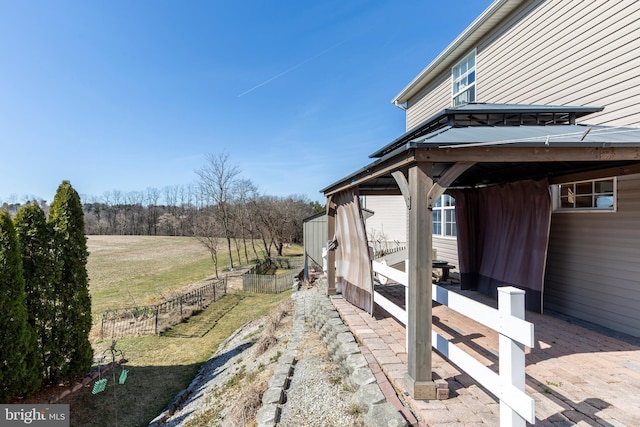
[372,260,535,426]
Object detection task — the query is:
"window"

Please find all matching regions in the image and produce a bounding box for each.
[553,178,616,212]
[432,194,456,237]
[452,50,476,106]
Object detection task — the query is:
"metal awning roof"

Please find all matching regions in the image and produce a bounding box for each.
[322,104,640,197]
[413,124,640,148]
[370,103,604,158]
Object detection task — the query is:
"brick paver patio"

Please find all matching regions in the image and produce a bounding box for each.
[330,282,640,426]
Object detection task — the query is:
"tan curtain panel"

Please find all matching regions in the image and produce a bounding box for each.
[333,190,373,313]
[450,179,552,312]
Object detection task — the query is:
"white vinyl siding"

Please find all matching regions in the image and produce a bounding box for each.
[406,74,451,130]
[478,0,640,127]
[545,174,640,337]
[433,236,459,268]
[362,195,407,248]
[362,195,460,267]
[405,0,640,129]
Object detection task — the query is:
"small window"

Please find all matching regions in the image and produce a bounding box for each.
[553,178,616,212]
[432,194,456,237]
[452,50,476,106]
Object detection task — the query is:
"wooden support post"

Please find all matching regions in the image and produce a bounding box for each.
[326,195,336,296]
[404,163,436,399]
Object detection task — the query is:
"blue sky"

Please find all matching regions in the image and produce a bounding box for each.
[0,1,492,204]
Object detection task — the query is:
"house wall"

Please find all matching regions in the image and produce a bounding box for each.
[362,195,460,267]
[433,237,458,267]
[399,0,640,336]
[406,73,451,130]
[362,196,407,251]
[406,0,640,130]
[545,175,640,337]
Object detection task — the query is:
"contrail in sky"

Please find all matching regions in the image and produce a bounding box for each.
[238,40,346,97]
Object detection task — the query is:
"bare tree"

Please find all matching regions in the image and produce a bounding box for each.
[146,187,161,235]
[193,207,223,278]
[253,194,313,256]
[233,178,259,263]
[196,153,240,269]
[157,212,180,236]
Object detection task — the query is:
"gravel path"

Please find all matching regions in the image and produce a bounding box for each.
[278,291,364,427]
[154,286,365,427]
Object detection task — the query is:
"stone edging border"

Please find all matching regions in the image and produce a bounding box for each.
[256,282,408,427]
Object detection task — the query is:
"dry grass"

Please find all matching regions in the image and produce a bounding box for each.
[51,236,303,426]
[63,291,293,426]
[226,379,268,427]
[255,299,293,355]
[87,235,215,318]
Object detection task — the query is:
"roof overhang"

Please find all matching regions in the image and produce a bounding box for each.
[391,0,528,107]
[321,104,640,198]
[322,144,640,197]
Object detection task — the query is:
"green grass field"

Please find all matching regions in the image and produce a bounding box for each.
[87,235,216,320]
[57,235,299,426]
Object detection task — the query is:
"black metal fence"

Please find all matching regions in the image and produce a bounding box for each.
[100,278,226,339]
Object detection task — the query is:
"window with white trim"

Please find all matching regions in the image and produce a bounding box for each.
[553,177,616,212]
[452,50,476,106]
[432,194,456,237]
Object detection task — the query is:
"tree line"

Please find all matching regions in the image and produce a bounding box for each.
[0,181,92,402]
[3,153,324,276]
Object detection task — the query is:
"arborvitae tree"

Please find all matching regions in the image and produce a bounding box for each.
[0,210,38,402]
[14,203,59,385]
[48,181,93,381]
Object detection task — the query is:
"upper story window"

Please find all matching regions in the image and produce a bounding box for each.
[552,177,616,212]
[452,50,476,106]
[433,194,456,237]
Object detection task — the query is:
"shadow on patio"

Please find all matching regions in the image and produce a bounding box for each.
[330,280,640,426]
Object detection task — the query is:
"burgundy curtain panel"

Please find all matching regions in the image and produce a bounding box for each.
[451,179,552,312]
[333,190,374,313]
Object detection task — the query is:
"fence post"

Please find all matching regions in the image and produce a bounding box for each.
[155,307,159,335]
[111,313,116,340]
[498,286,527,427]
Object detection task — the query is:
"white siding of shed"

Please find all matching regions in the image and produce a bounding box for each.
[545,174,640,337]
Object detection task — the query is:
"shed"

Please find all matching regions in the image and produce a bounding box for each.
[303,209,373,282]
